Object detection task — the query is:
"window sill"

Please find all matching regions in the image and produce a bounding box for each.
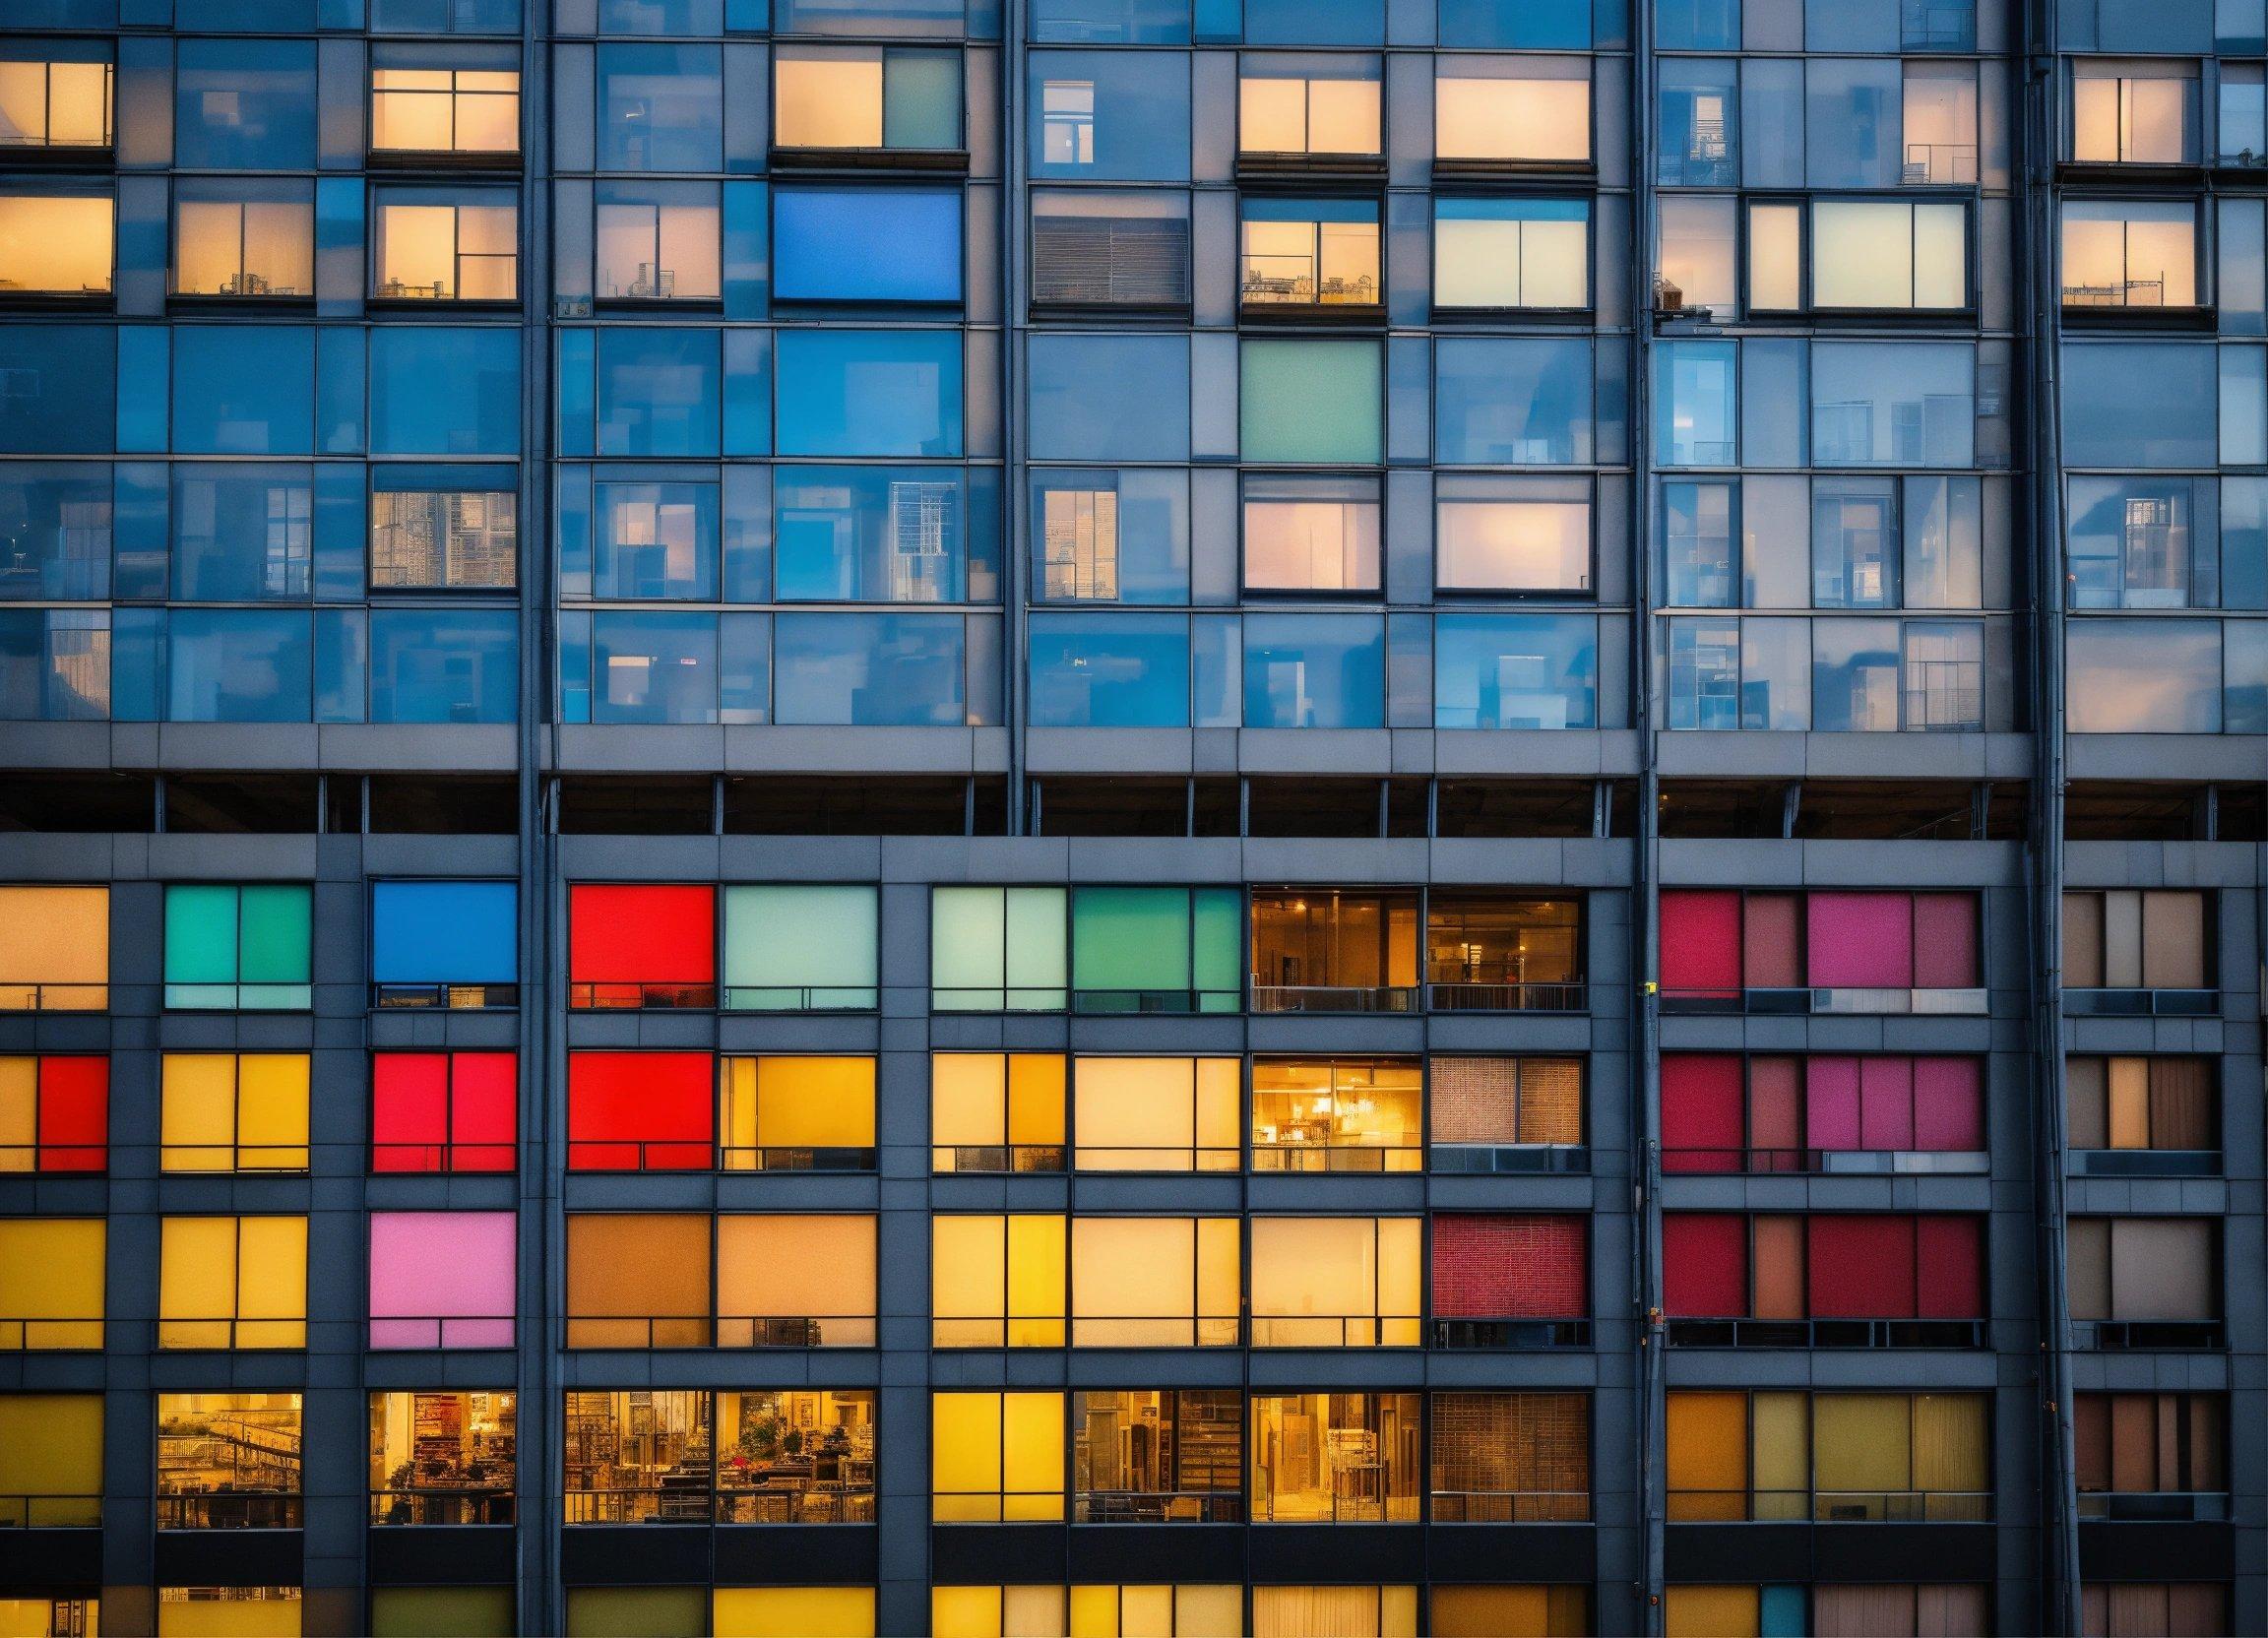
[2059,302,2217,334]
[1431,303,1594,326]
[0,290,113,311]
[168,292,317,313]
[1432,156,1595,180]
[366,147,523,170]
[1239,298,1387,326]
[2059,158,2204,185]
[769,145,969,173]
[368,295,522,313]
[1235,151,1386,179]
[1750,304,1978,326]
[592,294,726,313]
[1028,296,1191,320]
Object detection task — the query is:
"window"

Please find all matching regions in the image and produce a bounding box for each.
[158,1215,307,1350]
[1072,1390,1241,1523]
[1431,1215,1588,1344]
[160,1053,308,1172]
[931,1053,1067,1172]
[596,183,720,302]
[1240,339,1381,465]
[0,1218,103,1350]
[774,45,960,152]
[564,1591,701,1637]
[371,62,517,156]
[1251,1057,1418,1172]
[0,885,105,1010]
[0,52,112,150]
[1434,477,1590,595]
[1026,611,1190,727]
[1434,613,1600,730]
[1760,199,1968,312]
[1810,341,1975,468]
[175,40,317,170]
[168,464,312,601]
[370,1392,515,1526]
[2066,618,2226,732]
[1029,53,1190,181]
[371,1050,515,1172]
[567,1391,873,1525]
[1248,1589,1416,1638]
[933,1214,1066,1346]
[367,608,513,723]
[1658,196,1735,317]
[776,330,965,458]
[2067,1218,2220,1344]
[1249,1393,1418,1520]
[573,477,718,599]
[1425,893,1583,1009]
[1239,199,1378,310]
[1428,1056,1583,1162]
[2063,201,2197,309]
[1432,1588,1587,1637]
[1659,889,1982,1010]
[771,610,975,725]
[1032,191,1191,310]
[1070,885,1241,1013]
[718,1216,876,1346]
[1434,59,1588,164]
[2062,889,2211,997]
[598,44,720,168]
[163,884,312,1010]
[1030,335,1190,464]
[2078,1586,2229,1638]
[564,1214,709,1346]
[2066,1056,2216,1163]
[1042,78,1093,162]
[773,467,980,603]
[1662,1055,1985,1174]
[1248,1216,1420,1346]
[931,886,1069,1010]
[568,1050,709,1170]
[933,1392,1064,1521]
[158,1589,302,1638]
[776,186,961,305]
[2075,1393,2224,1517]
[568,883,716,1008]
[934,1588,1242,1638]
[1434,199,1588,310]
[1429,1392,1588,1522]
[1658,58,1735,185]
[371,479,517,589]
[0,463,109,601]
[371,880,516,1007]
[1435,337,1594,466]
[1238,67,1381,158]
[0,193,111,297]
[173,187,314,299]
[370,326,521,457]
[2072,61,2197,163]
[1243,475,1379,593]
[1666,1390,1990,1521]
[157,1395,300,1529]
[369,1211,514,1349]
[1069,1057,1237,1171]
[0,1056,104,1173]
[2222,65,2265,165]
[0,1393,101,1526]
[1242,613,1385,727]
[712,1590,873,1638]
[1662,1213,1985,1337]
[1249,889,1418,1009]
[590,327,724,457]
[374,188,517,300]
[2066,476,2214,608]
[722,1056,874,1170]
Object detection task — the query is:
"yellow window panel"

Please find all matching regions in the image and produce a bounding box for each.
[933,1054,1007,1155]
[159,1217,239,1350]
[715,1214,875,1347]
[1193,1059,1240,1168]
[753,1055,876,1149]
[158,1589,302,1638]
[931,1588,1005,1638]
[1749,1393,1809,1521]
[1165,1587,1241,1638]
[1005,1215,1067,1347]
[0,885,107,1010]
[933,1393,1005,1521]
[160,1055,239,1172]
[1665,1392,1747,1521]
[1376,1216,1422,1344]
[712,1588,874,1638]
[236,1217,308,1347]
[0,1393,102,1526]
[1666,1586,1759,1638]
[934,1216,1007,1346]
[1008,1054,1067,1147]
[0,1058,34,1171]
[235,1056,310,1170]
[0,1218,104,1349]
[1001,1391,1065,1521]
[1812,1393,1913,1508]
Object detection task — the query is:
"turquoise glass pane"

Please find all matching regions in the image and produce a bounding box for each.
[238,884,313,984]
[724,884,878,1007]
[1071,886,1190,995]
[1240,340,1383,465]
[163,884,239,984]
[1003,885,1069,1008]
[882,49,961,149]
[1191,886,1243,1009]
[931,885,1007,1007]
[1759,1586,1807,1636]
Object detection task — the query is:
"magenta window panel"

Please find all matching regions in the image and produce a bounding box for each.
[1803,1057,1863,1151]
[1858,1057,1917,1152]
[1914,1058,1985,1150]
[1911,893,1980,988]
[369,1210,516,1349]
[1805,893,1913,989]
[1661,891,1741,996]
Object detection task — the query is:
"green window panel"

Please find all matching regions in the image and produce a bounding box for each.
[371,1588,514,1638]
[723,884,880,1010]
[163,884,313,1011]
[564,1587,706,1638]
[883,50,962,151]
[931,886,1068,1012]
[1070,886,1242,1014]
[1240,339,1383,466]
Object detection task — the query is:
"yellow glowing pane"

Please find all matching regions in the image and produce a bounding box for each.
[932,1392,1003,1517]
[712,1588,873,1638]
[1002,1392,1065,1521]
[0,196,111,294]
[1008,1055,1067,1144]
[1006,1214,1067,1346]
[158,1591,301,1638]
[1665,1586,1758,1638]
[932,1588,1003,1638]
[777,53,883,147]
[0,1394,101,1525]
[934,1215,1006,1332]
[160,1055,235,1171]
[1812,1394,1912,1496]
[0,1218,104,1349]
[753,1056,874,1147]
[933,1053,1005,1149]
[0,1058,34,1170]
[1665,1392,1746,1519]
[0,886,106,1007]
[1071,1217,1192,1345]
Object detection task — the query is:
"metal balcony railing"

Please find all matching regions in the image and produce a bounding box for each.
[1666,1317,1987,1350]
[370,1487,516,1527]
[1429,1490,1590,1523]
[1075,1491,1245,1524]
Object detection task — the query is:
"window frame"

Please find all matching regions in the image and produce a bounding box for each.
[370,182,521,304]
[367,61,522,160]
[158,1051,311,1174]
[1743,193,1977,317]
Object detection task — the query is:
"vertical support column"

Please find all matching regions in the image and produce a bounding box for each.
[1002,0,1031,837]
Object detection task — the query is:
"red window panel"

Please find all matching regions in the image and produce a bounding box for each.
[1918,1216,1985,1318]
[1661,1056,1743,1173]
[372,1051,517,1173]
[1806,893,1915,989]
[1912,893,1980,988]
[1914,1059,1984,1150]
[1663,1214,1748,1318]
[1661,891,1740,996]
[1803,1057,1862,1152]
[37,1057,107,1171]
[568,884,717,1008]
[568,1051,714,1170]
[1431,1215,1586,1318]
[1741,894,1801,989]
[1806,1215,1918,1318]
[1858,1057,1916,1152]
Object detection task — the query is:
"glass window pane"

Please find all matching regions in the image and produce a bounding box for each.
[775,331,964,458]
[1434,614,1597,729]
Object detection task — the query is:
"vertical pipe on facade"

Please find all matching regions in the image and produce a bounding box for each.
[1626,0,1667,1626]
[2019,0,2083,1625]
[515,5,560,1627]
[1002,1,1031,836]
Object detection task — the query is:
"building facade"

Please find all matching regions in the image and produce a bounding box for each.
[0,0,2259,1634]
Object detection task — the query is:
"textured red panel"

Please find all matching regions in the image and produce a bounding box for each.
[372,1053,450,1173]
[1806,893,1913,989]
[1662,891,1741,996]
[447,1051,518,1171]
[37,1056,106,1171]
[569,884,717,983]
[568,1050,713,1170]
[1858,1057,1917,1152]
[1912,893,1981,988]
[1807,1215,1918,1318]
[1661,1055,1744,1172]
[1431,1214,1587,1318]
[1918,1215,1986,1318]
[1663,1214,1748,1318]
[1914,1058,1984,1150]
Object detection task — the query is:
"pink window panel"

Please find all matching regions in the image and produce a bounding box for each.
[1663,1214,1747,1318]
[1661,891,1740,996]
[369,1210,516,1349]
[1661,1056,1743,1173]
[1858,1057,1917,1152]
[1806,1215,1918,1318]
[1917,1216,1985,1318]
[1741,894,1802,989]
[1803,1057,1863,1152]
[1431,1215,1587,1318]
[1913,1059,1985,1151]
[1912,894,1981,988]
[1806,893,1914,989]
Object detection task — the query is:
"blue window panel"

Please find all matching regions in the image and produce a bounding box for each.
[2063,343,2216,470]
[0,327,115,456]
[1241,0,1379,43]
[1436,0,1590,45]
[171,465,313,602]
[586,480,719,599]
[596,328,722,457]
[774,466,970,601]
[173,39,319,169]
[166,608,313,723]
[1810,342,1973,469]
[113,465,168,600]
[773,610,966,724]
[316,324,366,457]
[598,44,724,171]
[1031,468,1189,603]
[370,328,521,457]
[0,609,109,723]
[598,0,724,29]
[557,609,592,723]
[723,328,771,455]
[172,327,315,457]
[1654,341,1737,469]
[1028,611,1189,725]
[774,187,963,304]
[590,609,718,724]
[1028,51,1191,181]
[369,608,518,724]
[1655,0,1735,47]
[177,0,318,26]
[774,0,965,32]
[314,606,365,724]
[774,330,964,458]
[1433,613,1598,729]
[372,879,517,985]
[371,0,525,27]
[1435,337,1593,466]
[720,609,770,724]
[1029,334,1189,461]
[723,181,768,319]
[2228,620,2268,732]
[0,464,111,601]
[557,330,597,457]
[1241,612,1384,728]
[117,328,168,455]
[1758,1587,1808,1638]
[1033,0,1190,42]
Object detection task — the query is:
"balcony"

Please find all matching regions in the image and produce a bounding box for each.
[1666,1318,1987,1350]
[2078,1491,2229,1522]
[1667,1147,1989,1176]
[2072,1319,2225,1351]
[2070,1148,2220,1177]
[1074,1492,1244,1524]
[2063,987,2217,1017]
